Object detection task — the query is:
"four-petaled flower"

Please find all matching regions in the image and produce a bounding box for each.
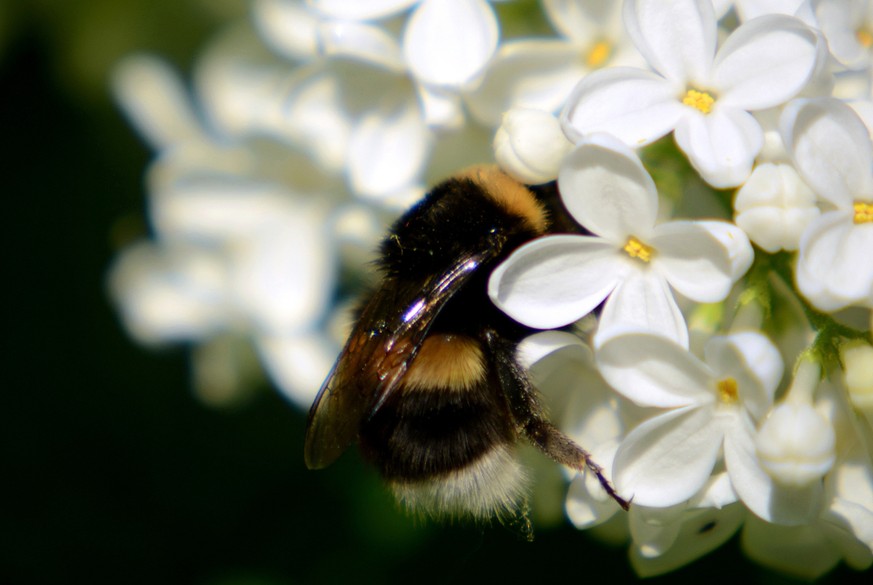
[561,0,820,188]
[488,134,743,348]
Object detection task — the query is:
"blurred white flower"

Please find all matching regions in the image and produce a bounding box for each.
[109,53,343,408]
[814,0,873,70]
[466,0,642,127]
[488,134,738,348]
[782,97,873,311]
[561,0,819,187]
[255,0,500,131]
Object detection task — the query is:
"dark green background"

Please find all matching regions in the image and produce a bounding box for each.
[3,2,868,583]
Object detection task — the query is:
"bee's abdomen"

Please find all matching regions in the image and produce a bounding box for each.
[358,334,527,519]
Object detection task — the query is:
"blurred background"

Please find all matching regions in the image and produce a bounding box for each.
[3,1,868,584]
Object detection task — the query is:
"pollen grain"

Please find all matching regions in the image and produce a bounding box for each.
[682,89,715,114]
[624,236,654,263]
[854,201,873,224]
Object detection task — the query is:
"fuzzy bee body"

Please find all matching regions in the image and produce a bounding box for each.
[305,166,628,520]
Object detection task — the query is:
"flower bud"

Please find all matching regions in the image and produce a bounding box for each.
[843,342,873,425]
[494,108,572,185]
[734,163,820,253]
[755,401,836,487]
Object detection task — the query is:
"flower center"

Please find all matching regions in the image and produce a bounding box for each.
[682,89,715,114]
[854,201,873,224]
[623,236,654,262]
[857,27,873,48]
[585,40,613,68]
[717,377,739,404]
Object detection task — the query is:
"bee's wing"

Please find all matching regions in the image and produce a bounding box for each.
[304,253,493,469]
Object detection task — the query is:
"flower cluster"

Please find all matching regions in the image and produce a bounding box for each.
[109,0,873,579]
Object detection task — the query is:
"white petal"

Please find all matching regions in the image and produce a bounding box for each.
[543,0,622,44]
[651,221,734,302]
[723,411,822,524]
[614,405,722,507]
[596,331,711,407]
[630,504,745,578]
[229,209,334,333]
[558,136,659,241]
[149,175,291,241]
[797,211,873,311]
[741,516,842,580]
[596,270,690,350]
[111,55,204,150]
[704,332,782,420]
[403,0,498,87]
[317,20,405,71]
[515,330,589,370]
[695,220,755,281]
[815,0,870,68]
[561,67,685,145]
[348,95,430,199]
[674,107,763,188]
[306,0,417,20]
[713,15,818,110]
[466,39,583,127]
[256,333,339,409]
[488,235,626,329]
[254,0,319,61]
[108,243,229,344]
[782,97,873,208]
[821,499,873,570]
[414,83,465,130]
[271,65,353,171]
[566,443,623,529]
[622,0,716,84]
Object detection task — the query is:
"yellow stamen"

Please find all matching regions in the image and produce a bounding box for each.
[624,236,654,262]
[854,201,873,224]
[717,377,738,404]
[682,89,715,114]
[585,40,613,68]
[857,28,873,48]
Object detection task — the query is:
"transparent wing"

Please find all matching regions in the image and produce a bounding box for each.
[304,253,493,469]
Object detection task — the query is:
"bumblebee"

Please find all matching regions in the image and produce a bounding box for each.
[305,166,628,520]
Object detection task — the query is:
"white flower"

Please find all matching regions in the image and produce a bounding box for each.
[465,0,642,127]
[782,97,873,311]
[814,0,873,70]
[110,54,341,408]
[493,108,573,184]
[488,134,737,348]
[256,0,500,131]
[734,162,821,252]
[596,330,784,513]
[561,0,819,188]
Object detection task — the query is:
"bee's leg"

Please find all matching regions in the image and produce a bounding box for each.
[483,330,630,511]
